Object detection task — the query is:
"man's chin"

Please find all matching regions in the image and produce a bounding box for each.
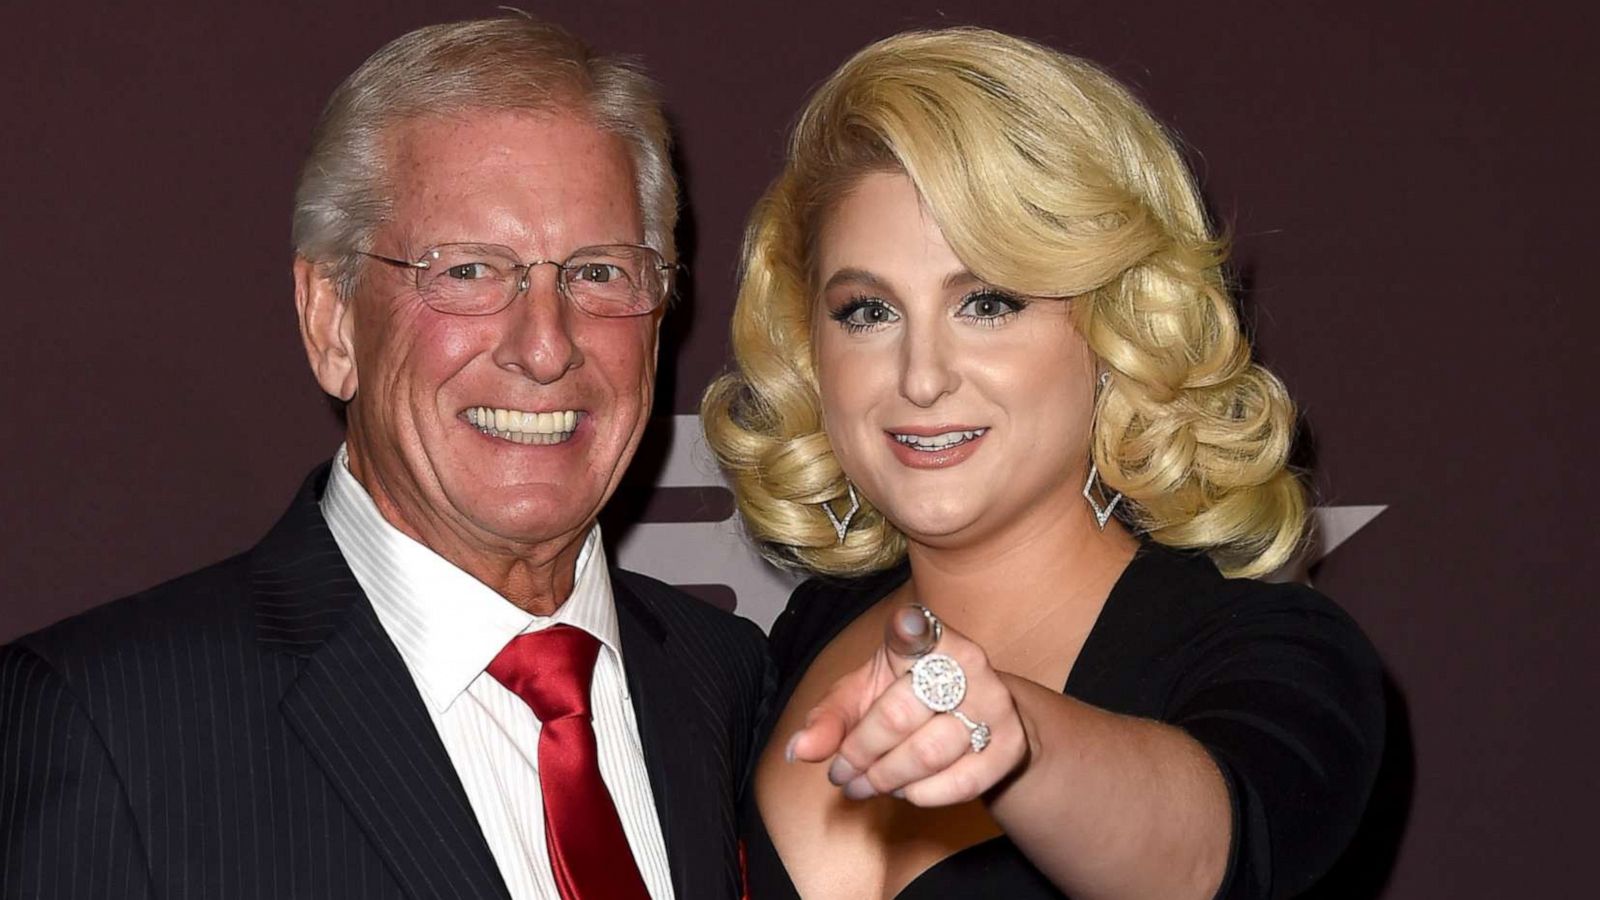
[448,487,601,547]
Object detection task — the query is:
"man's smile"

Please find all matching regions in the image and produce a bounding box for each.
[463,406,582,445]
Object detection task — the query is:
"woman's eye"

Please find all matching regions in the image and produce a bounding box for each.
[830,298,900,332]
[957,290,1028,324]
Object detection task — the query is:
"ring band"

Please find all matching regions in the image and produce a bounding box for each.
[905,604,943,658]
[910,653,967,712]
[951,709,992,753]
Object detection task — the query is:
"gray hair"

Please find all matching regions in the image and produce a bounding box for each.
[291,14,678,297]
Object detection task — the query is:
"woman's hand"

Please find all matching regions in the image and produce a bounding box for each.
[785,604,1032,806]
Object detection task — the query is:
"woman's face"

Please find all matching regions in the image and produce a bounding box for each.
[812,172,1099,548]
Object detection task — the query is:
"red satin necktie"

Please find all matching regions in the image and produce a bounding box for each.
[487,625,652,900]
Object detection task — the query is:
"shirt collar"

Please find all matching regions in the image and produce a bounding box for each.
[320,444,622,714]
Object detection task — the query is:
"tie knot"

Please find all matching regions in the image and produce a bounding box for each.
[486,624,601,722]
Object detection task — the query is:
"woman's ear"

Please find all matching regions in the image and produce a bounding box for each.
[294,257,358,401]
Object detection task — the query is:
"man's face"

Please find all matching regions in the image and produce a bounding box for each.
[313,111,660,562]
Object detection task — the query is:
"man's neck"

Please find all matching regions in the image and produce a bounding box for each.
[348,452,591,617]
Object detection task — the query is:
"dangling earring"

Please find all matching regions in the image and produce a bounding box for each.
[1085,371,1122,530]
[1082,462,1122,530]
[821,482,860,544]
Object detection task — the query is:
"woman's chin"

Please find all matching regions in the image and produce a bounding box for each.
[887,504,989,547]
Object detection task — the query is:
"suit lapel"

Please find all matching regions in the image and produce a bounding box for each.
[253,466,511,900]
[614,578,731,900]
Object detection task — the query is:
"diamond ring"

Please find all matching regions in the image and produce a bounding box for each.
[951,709,992,753]
[910,653,967,713]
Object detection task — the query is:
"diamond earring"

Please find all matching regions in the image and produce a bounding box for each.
[1082,462,1122,530]
[821,482,860,544]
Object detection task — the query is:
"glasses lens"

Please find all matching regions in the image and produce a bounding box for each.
[563,246,666,316]
[416,244,522,315]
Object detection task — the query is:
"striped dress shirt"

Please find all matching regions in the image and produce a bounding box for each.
[321,447,676,900]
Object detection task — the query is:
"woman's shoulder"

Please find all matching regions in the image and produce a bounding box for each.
[1114,542,1369,637]
[1082,542,1382,699]
[766,564,910,674]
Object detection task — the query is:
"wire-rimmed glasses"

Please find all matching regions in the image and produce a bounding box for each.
[359,242,675,317]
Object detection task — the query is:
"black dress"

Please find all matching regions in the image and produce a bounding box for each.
[741,543,1385,899]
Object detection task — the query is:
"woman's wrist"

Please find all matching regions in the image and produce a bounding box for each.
[985,672,1054,811]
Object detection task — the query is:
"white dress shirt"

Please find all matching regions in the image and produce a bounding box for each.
[320,446,676,900]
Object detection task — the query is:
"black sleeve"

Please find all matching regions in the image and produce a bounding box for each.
[0,644,154,899]
[1166,587,1385,900]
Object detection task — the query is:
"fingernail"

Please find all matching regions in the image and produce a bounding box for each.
[900,607,927,636]
[827,757,857,786]
[784,733,800,764]
[890,788,906,800]
[843,775,877,800]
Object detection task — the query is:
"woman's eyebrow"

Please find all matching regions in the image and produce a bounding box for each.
[943,269,982,290]
[821,267,980,293]
[821,267,892,293]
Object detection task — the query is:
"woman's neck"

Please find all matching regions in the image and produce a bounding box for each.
[901,494,1139,657]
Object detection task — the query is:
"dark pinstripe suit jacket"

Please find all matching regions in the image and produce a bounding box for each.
[0,465,772,899]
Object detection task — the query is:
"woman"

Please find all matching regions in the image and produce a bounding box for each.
[703,27,1383,900]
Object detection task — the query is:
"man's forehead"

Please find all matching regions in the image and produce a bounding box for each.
[383,108,619,171]
[373,109,642,251]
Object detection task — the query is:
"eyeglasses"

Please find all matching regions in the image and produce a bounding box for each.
[359,242,675,318]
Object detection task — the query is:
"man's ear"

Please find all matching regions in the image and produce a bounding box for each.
[294,256,358,401]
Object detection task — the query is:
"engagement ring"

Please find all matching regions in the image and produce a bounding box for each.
[951,709,992,753]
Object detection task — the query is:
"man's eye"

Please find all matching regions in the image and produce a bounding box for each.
[957,290,1028,323]
[571,262,624,284]
[443,262,496,281]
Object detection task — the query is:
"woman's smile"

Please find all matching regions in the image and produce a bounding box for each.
[883,426,989,468]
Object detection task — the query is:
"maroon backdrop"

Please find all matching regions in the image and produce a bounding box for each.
[3,2,1594,896]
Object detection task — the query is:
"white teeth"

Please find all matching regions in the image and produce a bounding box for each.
[892,428,987,451]
[464,406,582,444]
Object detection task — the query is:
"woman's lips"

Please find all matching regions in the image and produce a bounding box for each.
[883,426,988,469]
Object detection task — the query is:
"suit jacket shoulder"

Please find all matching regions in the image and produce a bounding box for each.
[612,568,768,683]
[16,550,260,686]
[0,467,503,899]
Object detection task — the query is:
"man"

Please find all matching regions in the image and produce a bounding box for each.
[0,15,768,900]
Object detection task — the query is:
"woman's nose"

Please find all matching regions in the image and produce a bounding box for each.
[898,322,960,407]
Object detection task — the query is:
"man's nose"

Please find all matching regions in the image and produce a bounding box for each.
[492,264,583,383]
[898,319,960,408]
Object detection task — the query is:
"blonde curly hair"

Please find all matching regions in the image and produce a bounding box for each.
[702,27,1306,579]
